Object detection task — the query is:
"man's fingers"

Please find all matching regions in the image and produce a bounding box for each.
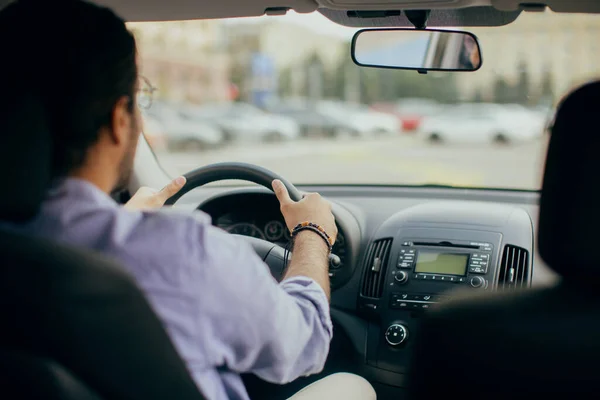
[158,176,186,202]
[272,179,293,206]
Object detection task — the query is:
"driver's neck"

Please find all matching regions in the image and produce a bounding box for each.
[70,168,116,195]
[70,151,118,195]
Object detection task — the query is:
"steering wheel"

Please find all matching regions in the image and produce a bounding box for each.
[164,162,303,280]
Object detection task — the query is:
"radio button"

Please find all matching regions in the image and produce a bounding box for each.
[390,299,410,309]
[469,265,488,274]
[415,273,429,280]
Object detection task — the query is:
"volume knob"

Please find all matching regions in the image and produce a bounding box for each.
[394,271,409,284]
[470,276,486,288]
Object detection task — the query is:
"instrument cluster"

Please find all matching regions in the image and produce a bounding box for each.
[216,214,347,267]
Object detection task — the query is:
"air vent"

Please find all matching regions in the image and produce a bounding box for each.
[361,238,393,298]
[498,245,530,290]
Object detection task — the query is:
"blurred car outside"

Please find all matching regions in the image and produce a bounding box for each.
[145,101,226,151]
[182,102,301,143]
[394,98,444,132]
[418,103,545,144]
[318,100,401,137]
[267,99,372,138]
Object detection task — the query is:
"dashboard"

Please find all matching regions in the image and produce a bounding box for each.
[184,184,557,391]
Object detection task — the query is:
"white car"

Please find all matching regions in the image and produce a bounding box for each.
[419,103,545,144]
[319,101,401,136]
[184,103,301,143]
[145,104,226,151]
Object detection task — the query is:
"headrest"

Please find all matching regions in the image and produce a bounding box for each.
[538,81,600,279]
[0,0,53,222]
[0,94,52,222]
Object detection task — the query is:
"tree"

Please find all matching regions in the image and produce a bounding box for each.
[291,50,460,105]
[278,67,292,98]
[539,68,554,106]
[359,66,381,104]
[493,77,513,104]
[304,52,326,102]
[515,60,530,105]
[433,73,460,104]
[471,87,484,103]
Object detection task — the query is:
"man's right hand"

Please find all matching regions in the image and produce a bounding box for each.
[272,179,338,243]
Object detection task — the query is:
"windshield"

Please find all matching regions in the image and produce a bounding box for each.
[129,11,599,190]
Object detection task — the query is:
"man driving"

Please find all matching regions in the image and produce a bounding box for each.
[0,1,375,399]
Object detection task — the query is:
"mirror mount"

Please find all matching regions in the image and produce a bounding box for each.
[405,10,431,30]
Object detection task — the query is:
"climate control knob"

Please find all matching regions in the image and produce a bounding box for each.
[385,324,409,346]
[470,276,486,288]
[394,271,409,284]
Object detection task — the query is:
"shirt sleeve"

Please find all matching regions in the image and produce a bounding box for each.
[184,217,333,384]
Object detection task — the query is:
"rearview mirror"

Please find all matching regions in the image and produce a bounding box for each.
[351,28,482,72]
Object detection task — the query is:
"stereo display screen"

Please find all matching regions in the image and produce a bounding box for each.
[414,252,468,276]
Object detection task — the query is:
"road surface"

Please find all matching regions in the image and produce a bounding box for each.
[155,135,549,190]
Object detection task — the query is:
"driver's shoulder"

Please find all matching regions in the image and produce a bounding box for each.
[114,206,248,260]
[117,206,212,237]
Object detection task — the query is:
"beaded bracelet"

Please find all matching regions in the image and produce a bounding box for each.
[291,222,334,253]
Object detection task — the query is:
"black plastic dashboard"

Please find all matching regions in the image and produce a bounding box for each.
[176,184,559,388]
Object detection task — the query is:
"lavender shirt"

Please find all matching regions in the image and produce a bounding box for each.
[6,178,333,400]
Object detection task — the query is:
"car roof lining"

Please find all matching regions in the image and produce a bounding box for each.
[0,0,598,25]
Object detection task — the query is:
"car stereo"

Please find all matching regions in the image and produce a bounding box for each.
[388,239,494,311]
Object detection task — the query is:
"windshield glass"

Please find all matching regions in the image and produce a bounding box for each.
[129,11,599,190]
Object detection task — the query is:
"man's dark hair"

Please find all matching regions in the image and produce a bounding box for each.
[0,0,137,180]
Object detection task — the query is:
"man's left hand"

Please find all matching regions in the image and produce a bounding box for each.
[124,176,186,210]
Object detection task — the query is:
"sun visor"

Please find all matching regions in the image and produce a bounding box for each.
[319,6,521,27]
[88,0,319,22]
[492,0,600,13]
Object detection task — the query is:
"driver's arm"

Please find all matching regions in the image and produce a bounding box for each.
[189,223,333,383]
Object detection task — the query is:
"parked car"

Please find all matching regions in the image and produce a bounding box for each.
[183,102,300,143]
[394,98,444,132]
[419,103,545,144]
[146,101,226,151]
[318,100,401,136]
[268,101,367,138]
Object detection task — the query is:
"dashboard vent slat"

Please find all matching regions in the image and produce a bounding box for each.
[498,245,529,290]
[361,238,393,298]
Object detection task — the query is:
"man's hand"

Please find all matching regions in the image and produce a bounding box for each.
[124,176,186,211]
[272,179,337,243]
[272,179,334,300]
